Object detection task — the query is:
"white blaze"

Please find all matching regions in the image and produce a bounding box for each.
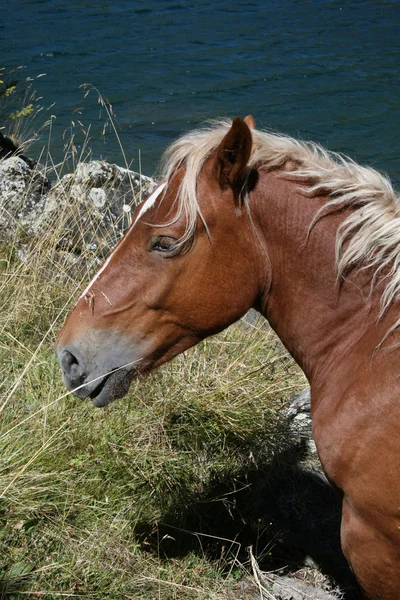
[133,181,166,226]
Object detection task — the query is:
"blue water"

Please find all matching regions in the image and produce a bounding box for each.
[3,0,400,181]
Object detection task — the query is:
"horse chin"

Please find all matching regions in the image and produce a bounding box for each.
[89,368,135,408]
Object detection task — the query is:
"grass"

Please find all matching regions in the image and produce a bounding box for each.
[0,124,308,599]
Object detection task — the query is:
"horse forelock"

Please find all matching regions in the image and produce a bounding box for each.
[159,119,400,318]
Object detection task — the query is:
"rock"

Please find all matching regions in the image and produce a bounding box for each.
[0,156,50,239]
[0,154,157,267]
[0,155,157,286]
[286,387,317,455]
[241,308,270,329]
[272,576,341,600]
[286,388,311,418]
[31,160,157,255]
[221,571,342,600]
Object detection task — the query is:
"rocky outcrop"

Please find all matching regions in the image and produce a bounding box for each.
[0,156,157,254]
[32,161,156,255]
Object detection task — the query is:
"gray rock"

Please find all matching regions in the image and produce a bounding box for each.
[0,156,50,239]
[241,308,267,327]
[31,160,157,255]
[286,387,317,455]
[287,388,311,418]
[0,155,157,283]
[272,576,341,600]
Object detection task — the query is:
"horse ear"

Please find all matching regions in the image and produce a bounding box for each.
[244,114,256,129]
[215,117,252,189]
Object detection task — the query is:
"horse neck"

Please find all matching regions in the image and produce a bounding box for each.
[251,171,387,386]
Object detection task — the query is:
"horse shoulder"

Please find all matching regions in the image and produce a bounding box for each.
[312,353,400,506]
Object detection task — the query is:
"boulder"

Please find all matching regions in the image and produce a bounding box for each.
[0,156,157,262]
[0,156,50,240]
[31,160,157,256]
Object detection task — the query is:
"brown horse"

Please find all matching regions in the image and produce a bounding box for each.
[57,115,400,599]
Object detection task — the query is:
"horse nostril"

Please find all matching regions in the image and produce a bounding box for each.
[60,349,85,383]
[61,350,77,368]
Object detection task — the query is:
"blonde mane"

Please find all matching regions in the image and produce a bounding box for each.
[160,119,400,316]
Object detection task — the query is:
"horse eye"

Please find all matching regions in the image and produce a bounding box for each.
[151,236,178,255]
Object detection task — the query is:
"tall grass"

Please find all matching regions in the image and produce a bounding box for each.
[0,127,306,598]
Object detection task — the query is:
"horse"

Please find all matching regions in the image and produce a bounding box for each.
[56,115,400,599]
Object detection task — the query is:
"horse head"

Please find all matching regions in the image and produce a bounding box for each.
[56,116,267,406]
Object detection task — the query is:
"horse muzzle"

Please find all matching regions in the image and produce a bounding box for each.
[56,330,142,407]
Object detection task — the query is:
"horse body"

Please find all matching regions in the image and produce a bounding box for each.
[247,167,400,598]
[257,171,400,599]
[57,116,400,598]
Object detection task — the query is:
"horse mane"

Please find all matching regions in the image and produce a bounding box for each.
[160,119,400,316]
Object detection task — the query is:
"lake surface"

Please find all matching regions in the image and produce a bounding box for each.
[3,0,400,181]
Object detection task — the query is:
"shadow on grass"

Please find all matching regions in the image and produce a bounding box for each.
[145,440,362,599]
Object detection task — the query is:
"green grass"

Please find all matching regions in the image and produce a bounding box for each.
[0,139,306,599]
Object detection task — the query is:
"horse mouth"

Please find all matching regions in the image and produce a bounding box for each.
[88,368,134,407]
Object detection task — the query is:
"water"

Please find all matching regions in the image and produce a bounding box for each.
[3,0,400,182]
